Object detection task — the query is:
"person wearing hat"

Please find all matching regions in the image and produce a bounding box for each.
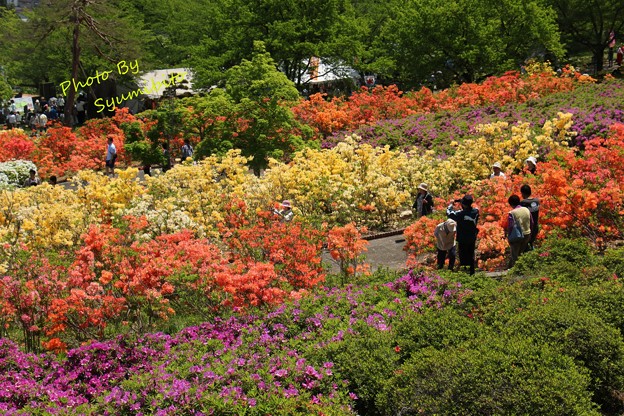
[274,200,294,222]
[446,195,479,275]
[434,218,457,270]
[524,157,537,174]
[490,162,506,179]
[412,183,434,218]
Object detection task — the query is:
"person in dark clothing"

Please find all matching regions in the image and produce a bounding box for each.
[519,184,539,251]
[412,183,434,218]
[447,194,479,275]
[162,142,171,173]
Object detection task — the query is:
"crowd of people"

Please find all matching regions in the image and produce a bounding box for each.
[418,157,540,274]
[1,94,92,133]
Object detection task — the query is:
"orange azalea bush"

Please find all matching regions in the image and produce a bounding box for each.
[293,69,583,138]
[326,223,370,283]
[403,125,624,271]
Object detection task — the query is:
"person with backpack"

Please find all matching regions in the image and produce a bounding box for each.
[519,184,539,251]
[505,194,532,268]
[181,138,194,161]
[447,195,479,275]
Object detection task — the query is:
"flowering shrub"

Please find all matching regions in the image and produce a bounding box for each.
[326,223,370,283]
[0,160,37,187]
[0,269,468,414]
[293,70,583,139]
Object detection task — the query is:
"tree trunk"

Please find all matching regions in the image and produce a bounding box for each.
[593,47,605,73]
[64,7,80,127]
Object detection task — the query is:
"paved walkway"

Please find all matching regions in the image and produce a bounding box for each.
[322,233,409,274]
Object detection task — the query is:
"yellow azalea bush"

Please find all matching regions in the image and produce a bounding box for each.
[0,114,577,256]
[262,136,412,228]
[0,185,88,250]
[403,112,573,194]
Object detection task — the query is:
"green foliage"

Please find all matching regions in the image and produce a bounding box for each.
[380,335,598,415]
[193,42,316,172]
[5,0,150,89]
[393,307,482,354]
[185,0,362,89]
[602,247,624,279]
[510,235,606,284]
[328,323,398,415]
[180,91,236,159]
[121,120,161,166]
[381,0,563,86]
[504,299,624,413]
[548,0,624,71]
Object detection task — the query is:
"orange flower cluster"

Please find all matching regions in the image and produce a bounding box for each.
[0,109,135,179]
[403,125,624,271]
[292,70,580,138]
[326,223,370,281]
[0,198,343,351]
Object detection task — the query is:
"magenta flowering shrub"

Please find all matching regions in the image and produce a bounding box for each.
[0,270,467,415]
[385,269,470,310]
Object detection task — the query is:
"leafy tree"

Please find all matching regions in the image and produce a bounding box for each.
[190,42,315,173]
[224,41,313,174]
[139,98,186,170]
[548,0,624,72]
[379,0,563,88]
[0,75,11,102]
[9,0,148,124]
[187,0,361,89]
[183,90,237,160]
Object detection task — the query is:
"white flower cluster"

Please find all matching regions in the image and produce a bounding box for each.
[121,195,203,241]
[0,160,38,187]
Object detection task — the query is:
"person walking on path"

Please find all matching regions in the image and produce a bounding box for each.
[505,194,532,268]
[434,218,457,270]
[105,137,117,176]
[447,195,479,275]
[519,184,539,251]
[412,183,434,218]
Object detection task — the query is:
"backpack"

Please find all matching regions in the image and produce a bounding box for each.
[507,216,524,243]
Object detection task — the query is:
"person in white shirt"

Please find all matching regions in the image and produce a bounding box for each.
[490,162,506,179]
[434,219,457,270]
[274,200,294,222]
[105,137,117,176]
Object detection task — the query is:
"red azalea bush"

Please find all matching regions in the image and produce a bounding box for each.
[0,200,353,352]
[0,130,35,161]
[0,108,140,179]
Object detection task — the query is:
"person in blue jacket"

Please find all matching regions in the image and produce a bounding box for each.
[446,194,479,275]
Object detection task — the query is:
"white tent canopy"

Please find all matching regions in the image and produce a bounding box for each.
[137,68,195,98]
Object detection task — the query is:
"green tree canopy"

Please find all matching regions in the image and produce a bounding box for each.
[548,0,624,72]
[378,0,563,87]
